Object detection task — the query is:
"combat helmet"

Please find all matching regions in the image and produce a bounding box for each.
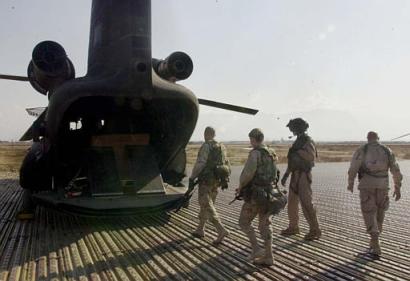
[248,128,264,142]
[287,118,309,134]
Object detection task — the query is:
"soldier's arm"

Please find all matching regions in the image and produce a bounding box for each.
[297,141,315,162]
[388,151,403,189]
[238,150,258,190]
[190,144,210,180]
[347,148,363,188]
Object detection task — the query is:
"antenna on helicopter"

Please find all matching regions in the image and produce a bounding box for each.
[391,133,410,141]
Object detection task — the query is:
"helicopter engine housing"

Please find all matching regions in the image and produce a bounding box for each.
[153,52,193,82]
[27,40,75,95]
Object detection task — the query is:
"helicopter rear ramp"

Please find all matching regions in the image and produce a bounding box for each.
[0,163,409,280]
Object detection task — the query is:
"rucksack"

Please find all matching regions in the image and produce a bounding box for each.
[358,143,391,180]
[202,140,231,181]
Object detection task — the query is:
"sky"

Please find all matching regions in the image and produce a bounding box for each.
[1,0,410,142]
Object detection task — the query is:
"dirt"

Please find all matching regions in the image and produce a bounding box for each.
[1,142,409,174]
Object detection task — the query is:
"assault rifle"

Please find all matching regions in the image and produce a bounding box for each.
[229,182,252,205]
[229,170,281,205]
[229,189,245,205]
[174,179,198,212]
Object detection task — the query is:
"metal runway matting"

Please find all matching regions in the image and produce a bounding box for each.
[0,162,409,280]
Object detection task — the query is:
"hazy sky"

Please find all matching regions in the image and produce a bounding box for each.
[1,0,410,142]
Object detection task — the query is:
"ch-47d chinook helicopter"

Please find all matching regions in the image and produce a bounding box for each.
[0,0,258,215]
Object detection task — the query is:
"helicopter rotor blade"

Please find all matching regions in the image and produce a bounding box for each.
[26,107,47,117]
[391,133,410,141]
[0,74,30,82]
[198,98,258,115]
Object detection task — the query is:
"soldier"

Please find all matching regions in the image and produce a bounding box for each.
[348,131,402,257]
[16,121,51,220]
[236,128,278,266]
[190,126,230,244]
[281,118,321,240]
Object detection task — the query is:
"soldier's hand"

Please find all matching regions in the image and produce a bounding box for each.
[281,173,289,186]
[393,188,401,201]
[221,182,229,190]
[347,184,354,193]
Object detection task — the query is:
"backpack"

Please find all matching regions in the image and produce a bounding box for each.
[287,134,316,172]
[358,143,391,180]
[199,140,231,182]
[210,141,231,180]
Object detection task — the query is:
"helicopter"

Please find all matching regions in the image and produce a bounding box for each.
[0,0,258,216]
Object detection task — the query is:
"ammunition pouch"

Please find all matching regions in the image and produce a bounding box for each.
[214,164,231,181]
[268,187,288,215]
[358,167,388,181]
[247,184,287,215]
[288,152,313,173]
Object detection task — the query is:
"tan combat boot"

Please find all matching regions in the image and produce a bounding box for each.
[192,220,206,238]
[254,238,274,266]
[246,229,264,261]
[213,221,229,245]
[369,234,381,257]
[280,226,300,236]
[304,228,322,241]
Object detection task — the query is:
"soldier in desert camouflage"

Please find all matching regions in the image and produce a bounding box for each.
[236,128,278,266]
[348,131,402,257]
[281,118,321,241]
[190,127,230,245]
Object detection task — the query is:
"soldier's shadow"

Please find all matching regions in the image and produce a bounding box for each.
[309,252,377,280]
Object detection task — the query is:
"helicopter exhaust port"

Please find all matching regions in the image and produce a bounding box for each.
[27,40,75,95]
[152,52,193,82]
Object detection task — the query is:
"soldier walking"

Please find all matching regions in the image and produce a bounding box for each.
[190,127,230,244]
[236,128,278,266]
[281,118,321,240]
[348,131,402,257]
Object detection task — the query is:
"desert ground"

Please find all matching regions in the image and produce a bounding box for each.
[1,142,410,177]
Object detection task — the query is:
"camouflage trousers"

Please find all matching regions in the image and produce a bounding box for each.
[197,182,222,226]
[359,188,390,235]
[287,171,320,230]
[238,201,272,241]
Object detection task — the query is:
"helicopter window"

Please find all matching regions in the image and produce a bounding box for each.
[69,121,82,131]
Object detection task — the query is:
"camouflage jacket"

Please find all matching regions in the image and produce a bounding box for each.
[239,145,278,189]
[348,141,402,189]
[190,139,229,183]
[287,134,316,173]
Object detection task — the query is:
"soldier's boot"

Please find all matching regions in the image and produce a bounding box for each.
[304,228,322,241]
[246,230,264,261]
[192,220,206,238]
[280,226,300,236]
[368,234,381,257]
[377,222,383,234]
[212,221,229,245]
[16,189,35,220]
[254,238,274,266]
[304,214,321,241]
